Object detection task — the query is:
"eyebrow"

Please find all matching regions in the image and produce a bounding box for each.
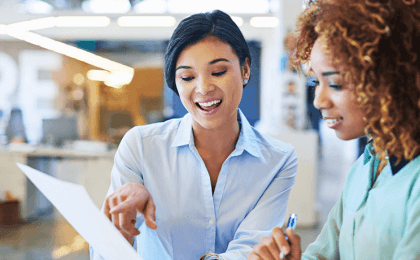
[209,58,230,65]
[322,71,340,76]
[175,58,231,71]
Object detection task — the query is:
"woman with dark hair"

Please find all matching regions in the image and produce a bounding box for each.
[90,10,298,260]
[248,0,420,259]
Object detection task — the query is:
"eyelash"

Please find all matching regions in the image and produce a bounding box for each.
[311,80,342,90]
[212,70,227,77]
[181,77,194,82]
[180,70,227,82]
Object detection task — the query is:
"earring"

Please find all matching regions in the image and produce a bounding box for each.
[243,79,248,84]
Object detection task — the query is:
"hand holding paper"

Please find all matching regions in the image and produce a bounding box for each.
[16,163,143,260]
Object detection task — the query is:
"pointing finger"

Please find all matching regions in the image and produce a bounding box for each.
[143,197,157,229]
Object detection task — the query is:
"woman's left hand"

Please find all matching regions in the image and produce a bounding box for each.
[248,227,301,260]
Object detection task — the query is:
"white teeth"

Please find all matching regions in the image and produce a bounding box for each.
[199,99,221,107]
[325,118,342,124]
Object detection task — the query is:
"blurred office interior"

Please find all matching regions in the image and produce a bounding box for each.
[0,0,366,259]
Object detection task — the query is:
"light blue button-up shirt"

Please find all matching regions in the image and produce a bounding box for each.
[90,109,298,260]
[303,142,420,259]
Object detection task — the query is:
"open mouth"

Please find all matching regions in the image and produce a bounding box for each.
[196,99,222,111]
[325,117,343,124]
[325,117,344,128]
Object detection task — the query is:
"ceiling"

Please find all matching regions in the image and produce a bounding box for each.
[17,0,275,14]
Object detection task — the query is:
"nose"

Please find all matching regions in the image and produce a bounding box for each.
[195,76,215,95]
[313,83,332,110]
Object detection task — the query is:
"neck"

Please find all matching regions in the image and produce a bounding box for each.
[193,113,240,155]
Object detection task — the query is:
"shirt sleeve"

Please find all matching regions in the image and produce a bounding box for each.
[301,192,344,260]
[89,128,145,260]
[392,175,420,260]
[212,148,299,260]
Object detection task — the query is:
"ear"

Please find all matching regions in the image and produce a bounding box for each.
[241,57,251,81]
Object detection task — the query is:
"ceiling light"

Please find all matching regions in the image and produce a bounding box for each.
[118,16,176,27]
[5,28,134,86]
[24,0,54,14]
[167,0,270,14]
[82,0,131,14]
[134,0,167,14]
[87,70,110,81]
[104,72,131,88]
[7,17,56,31]
[250,17,279,27]
[55,16,110,27]
[87,70,129,89]
[0,25,7,34]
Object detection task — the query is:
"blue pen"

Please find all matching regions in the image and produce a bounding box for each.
[280,213,298,259]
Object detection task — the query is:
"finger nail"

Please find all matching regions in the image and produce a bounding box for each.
[281,246,290,254]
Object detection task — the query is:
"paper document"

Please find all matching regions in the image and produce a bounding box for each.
[17,163,143,260]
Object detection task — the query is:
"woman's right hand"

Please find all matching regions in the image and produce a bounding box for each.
[248,227,301,260]
[103,182,157,244]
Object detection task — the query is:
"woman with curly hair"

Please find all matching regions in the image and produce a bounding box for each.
[248,0,420,259]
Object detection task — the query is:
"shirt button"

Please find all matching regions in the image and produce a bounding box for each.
[209,219,214,225]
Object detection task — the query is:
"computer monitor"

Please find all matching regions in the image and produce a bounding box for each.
[42,116,78,147]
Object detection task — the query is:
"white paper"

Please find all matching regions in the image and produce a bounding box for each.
[16,163,143,260]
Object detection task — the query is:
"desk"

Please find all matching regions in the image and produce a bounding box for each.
[0,147,115,220]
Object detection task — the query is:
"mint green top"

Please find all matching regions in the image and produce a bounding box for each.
[303,143,420,260]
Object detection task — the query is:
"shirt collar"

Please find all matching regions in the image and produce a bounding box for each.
[363,139,419,175]
[363,140,375,165]
[171,113,194,148]
[170,109,261,158]
[235,109,261,158]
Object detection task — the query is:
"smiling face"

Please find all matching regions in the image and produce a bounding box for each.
[175,36,250,131]
[310,37,366,140]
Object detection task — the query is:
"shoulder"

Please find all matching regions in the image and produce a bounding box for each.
[123,118,183,140]
[406,157,420,205]
[117,118,183,152]
[250,127,296,158]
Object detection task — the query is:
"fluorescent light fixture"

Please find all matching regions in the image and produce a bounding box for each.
[118,16,176,27]
[0,25,7,34]
[250,17,279,27]
[4,18,134,87]
[7,17,57,31]
[5,28,134,86]
[87,70,110,81]
[87,70,129,89]
[55,16,111,27]
[167,0,270,14]
[270,0,280,13]
[24,0,54,14]
[134,0,167,13]
[230,16,243,27]
[82,0,132,14]
[104,72,131,88]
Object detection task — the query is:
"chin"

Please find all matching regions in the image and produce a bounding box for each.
[194,118,221,130]
[335,131,366,141]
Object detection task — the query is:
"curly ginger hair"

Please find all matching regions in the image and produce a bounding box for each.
[294,0,420,170]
